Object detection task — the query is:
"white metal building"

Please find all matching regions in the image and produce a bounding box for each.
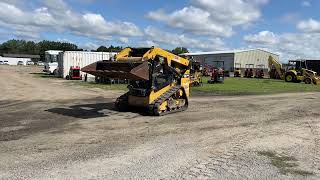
[57,51,117,79]
[0,56,31,65]
[182,49,279,74]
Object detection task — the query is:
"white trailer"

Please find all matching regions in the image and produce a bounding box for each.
[0,56,31,65]
[45,50,63,63]
[57,51,117,80]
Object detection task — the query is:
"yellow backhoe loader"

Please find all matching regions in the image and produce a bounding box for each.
[82,47,191,116]
[284,60,320,85]
[268,56,320,85]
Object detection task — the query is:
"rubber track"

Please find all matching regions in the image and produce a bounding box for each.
[114,92,129,111]
[148,86,188,116]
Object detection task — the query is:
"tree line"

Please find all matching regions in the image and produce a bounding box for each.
[0,39,189,61]
[0,40,80,61]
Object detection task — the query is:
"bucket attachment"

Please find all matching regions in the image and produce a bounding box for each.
[82,61,150,80]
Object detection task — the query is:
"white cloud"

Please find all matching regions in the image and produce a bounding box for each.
[148,0,268,37]
[13,30,41,40]
[0,1,142,40]
[280,13,301,24]
[148,7,232,37]
[297,18,320,33]
[144,26,226,51]
[138,40,159,47]
[244,31,320,61]
[244,31,279,44]
[57,38,74,44]
[119,37,129,44]
[82,42,99,50]
[301,1,311,7]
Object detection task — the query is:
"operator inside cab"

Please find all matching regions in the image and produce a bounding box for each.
[151,56,173,91]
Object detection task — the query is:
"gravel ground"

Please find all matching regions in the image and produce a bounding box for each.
[0,65,319,180]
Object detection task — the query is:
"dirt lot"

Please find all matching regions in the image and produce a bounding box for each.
[1,65,320,179]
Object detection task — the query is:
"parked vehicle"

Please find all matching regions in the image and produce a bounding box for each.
[255,64,265,78]
[37,61,45,66]
[234,63,242,77]
[43,62,58,75]
[66,66,82,80]
[208,61,225,84]
[27,61,34,65]
[17,61,24,65]
[3,61,9,65]
[0,61,3,65]
[244,64,254,78]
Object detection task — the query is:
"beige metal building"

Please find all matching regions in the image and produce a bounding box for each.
[182,49,279,75]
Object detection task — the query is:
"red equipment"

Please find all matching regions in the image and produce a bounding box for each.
[244,64,254,78]
[208,61,225,84]
[66,66,82,80]
[202,65,213,76]
[255,65,265,78]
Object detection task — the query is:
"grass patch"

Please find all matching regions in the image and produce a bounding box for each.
[70,81,128,91]
[192,77,320,95]
[257,151,314,176]
[31,72,60,79]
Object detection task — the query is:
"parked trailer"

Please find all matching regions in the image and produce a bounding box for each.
[0,56,30,65]
[57,51,117,80]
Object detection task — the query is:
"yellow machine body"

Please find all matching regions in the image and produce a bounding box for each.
[82,47,191,115]
[267,56,320,85]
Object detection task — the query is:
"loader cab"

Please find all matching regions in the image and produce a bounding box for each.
[151,56,169,90]
[287,60,306,71]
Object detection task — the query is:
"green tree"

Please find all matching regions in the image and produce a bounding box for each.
[96,45,123,52]
[96,46,108,52]
[171,47,189,55]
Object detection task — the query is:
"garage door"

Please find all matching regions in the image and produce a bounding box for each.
[204,56,234,71]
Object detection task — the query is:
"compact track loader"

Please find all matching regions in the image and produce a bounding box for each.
[82,47,191,116]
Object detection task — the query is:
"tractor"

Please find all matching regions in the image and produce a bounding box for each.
[66,66,82,80]
[244,64,254,78]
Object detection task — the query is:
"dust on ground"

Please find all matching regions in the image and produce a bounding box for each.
[1,65,319,179]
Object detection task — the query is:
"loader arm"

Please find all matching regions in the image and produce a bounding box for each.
[268,56,284,79]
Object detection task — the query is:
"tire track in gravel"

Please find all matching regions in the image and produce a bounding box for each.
[307,117,320,174]
[173,96,316,179]
[174,131,253,179]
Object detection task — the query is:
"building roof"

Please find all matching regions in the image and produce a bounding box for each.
[181,49,279,56]
[63,51,118,54]
[3,53,40,59]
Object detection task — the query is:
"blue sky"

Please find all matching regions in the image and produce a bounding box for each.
[0,0,320,62]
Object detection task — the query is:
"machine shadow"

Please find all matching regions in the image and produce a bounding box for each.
[46,102,149,119]
[46,102,116,119]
